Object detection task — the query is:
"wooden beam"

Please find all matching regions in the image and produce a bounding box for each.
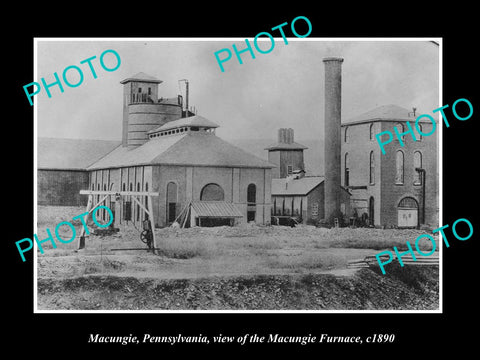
[88,194,110,214]
[131,196,149,215]
[80,190,159,196]
[147,196,157,255]
[78,194,93,250]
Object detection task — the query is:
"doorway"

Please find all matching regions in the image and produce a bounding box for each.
[369,196,374,226]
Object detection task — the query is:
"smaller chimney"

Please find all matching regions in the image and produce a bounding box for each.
[287,128,294,144]
[278,128,284,143]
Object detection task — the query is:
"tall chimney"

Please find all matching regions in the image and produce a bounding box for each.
[323,57,344,222]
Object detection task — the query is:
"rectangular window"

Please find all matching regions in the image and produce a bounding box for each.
[287,165,293,175]
[123,201,132,221]
[312,203,319,217]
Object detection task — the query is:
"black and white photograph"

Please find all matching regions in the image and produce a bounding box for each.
[34,39,440,312]
[6,7,479,355]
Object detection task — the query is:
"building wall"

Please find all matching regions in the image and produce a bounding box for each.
[89,164,271,228]
[88,166,153,226]
[379,121,438,227]
[268,150,304,179]
[341,120,438,227]
[38,169,89,206]
[307,185,324,223]
[268,151,281,178]
[271,183,351,225]
[152,165,271,228]
[341,122,381,225]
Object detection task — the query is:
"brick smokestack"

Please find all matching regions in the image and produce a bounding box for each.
[323,57,344,222]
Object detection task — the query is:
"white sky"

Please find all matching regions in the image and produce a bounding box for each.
[36,39,439,143]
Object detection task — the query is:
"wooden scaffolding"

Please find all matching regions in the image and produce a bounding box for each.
[78,190,159,254]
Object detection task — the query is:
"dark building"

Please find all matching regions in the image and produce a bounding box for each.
[37,138,120,206]
[265,128,307,179]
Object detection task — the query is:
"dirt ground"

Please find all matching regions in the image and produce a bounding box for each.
[36,206,440,311]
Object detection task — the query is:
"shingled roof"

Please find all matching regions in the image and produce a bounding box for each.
[37,138,121,170]
[148,115,219,134]
[120,72,163,84]
[271,176,324,196]
[343,104,437,125]
[87,132,275,170]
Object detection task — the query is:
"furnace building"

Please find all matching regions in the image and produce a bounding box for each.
[82,72,274,228]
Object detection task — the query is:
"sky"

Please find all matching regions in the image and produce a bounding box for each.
[35,39,440,143]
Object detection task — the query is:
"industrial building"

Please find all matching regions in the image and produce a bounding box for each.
[85,72,274,228]
[37,138,119,206]
[38,61,438,230]
[341,104,438,228]
[268,58,438,229]
[268,128,351,225]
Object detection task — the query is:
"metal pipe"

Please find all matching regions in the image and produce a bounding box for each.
[416,167,426,226]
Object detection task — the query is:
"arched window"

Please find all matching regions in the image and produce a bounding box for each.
[247,184,256,204]
[369,123,375,141]
[344,126,349,142]
[166,182,178,224]
[166,182,177,203]
[344,152,349,187]
[414,151,422,185]
[200,183,224,201]
[398,197,418,209]
[369,151,375,184]
[122,183,126,191]
[417,123,423,141]
[395,122,404,142]
[395,150,404,184]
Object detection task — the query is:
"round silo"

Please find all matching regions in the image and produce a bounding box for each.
[127,101,182,148]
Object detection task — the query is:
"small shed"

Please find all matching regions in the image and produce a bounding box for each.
[271,176,351,225]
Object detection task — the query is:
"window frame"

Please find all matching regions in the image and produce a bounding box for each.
[395,150,404,185]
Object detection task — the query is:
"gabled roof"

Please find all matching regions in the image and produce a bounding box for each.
[271,176,324,196]
[37,138,121,170]
[343,104,436,125]
[120,72,163,84]
[87,132,275,170]
[148,115,219,134]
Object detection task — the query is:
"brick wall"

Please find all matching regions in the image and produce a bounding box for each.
[341,120,438,227]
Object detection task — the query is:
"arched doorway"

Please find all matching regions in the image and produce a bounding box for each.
[369,196,374,226]
[398,197,418,228]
